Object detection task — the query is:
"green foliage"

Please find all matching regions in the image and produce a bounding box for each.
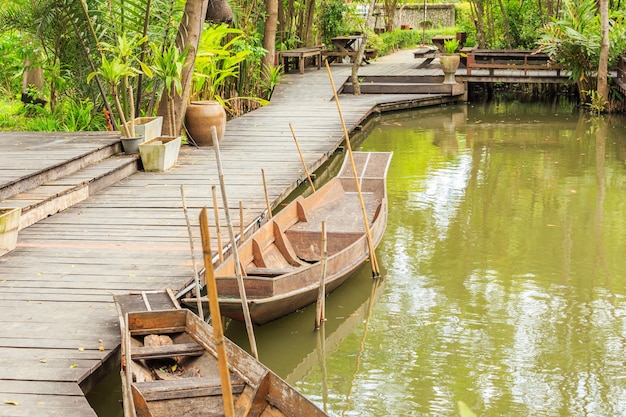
[192,24,253,106]
[538,0,626,103]
[379,29,420,54]
[318,0,351,46]
[444,38,459,54]
[0,30,25,97]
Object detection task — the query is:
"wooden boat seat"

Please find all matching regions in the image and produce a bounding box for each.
[135,375,245,401]
[131,342,205,360]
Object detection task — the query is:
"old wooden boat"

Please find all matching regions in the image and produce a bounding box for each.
[114,291,327,417]
[209,151,392,325]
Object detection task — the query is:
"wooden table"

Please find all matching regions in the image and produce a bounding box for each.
[323,36,364,64]
[279,47,322,74]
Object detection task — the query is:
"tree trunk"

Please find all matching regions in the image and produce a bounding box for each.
[469,0,486,48]
[302,0,316,46]
[157,0,209,138]
[597,0,609,108]
[262,0,278,84]
[497,0,512,48]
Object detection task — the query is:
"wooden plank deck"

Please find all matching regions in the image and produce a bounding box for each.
[0,49,461,416]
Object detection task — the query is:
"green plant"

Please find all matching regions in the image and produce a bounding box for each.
[87,33,152,138]
[444,38,459,54]
[318,0,351,46]
[150,43,187,136]
[260,64,283,100]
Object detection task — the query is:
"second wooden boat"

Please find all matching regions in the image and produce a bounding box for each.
[206,151,392,325]
[114,291,327,417]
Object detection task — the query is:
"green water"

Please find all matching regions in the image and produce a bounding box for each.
[226,101,626,416]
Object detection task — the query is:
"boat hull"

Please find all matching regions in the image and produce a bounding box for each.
[213,152,392,325]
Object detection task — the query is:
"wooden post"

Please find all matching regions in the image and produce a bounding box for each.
[315,221,327,329]
[289,123,316,192]
[199,208,235,417]
[325,61,380,277]
[212,126,259,359]
[180,185,204,320]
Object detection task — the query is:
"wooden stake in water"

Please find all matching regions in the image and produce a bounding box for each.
[180,185,204,320]
[211,185,224,263]
[199,207,235,417]
[289,123,316,192]
[315,221,327,329]
[325,60,380,277]
[261,169,272,219]
[211,126,258,359]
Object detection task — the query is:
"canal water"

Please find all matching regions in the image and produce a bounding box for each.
[226,100,626,416]
[90,99,626,416]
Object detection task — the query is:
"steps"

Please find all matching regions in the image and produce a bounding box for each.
[0,141,139,230]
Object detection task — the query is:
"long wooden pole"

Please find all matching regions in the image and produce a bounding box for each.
[211,185,224,263]
[261,169,273,219]
[212,126,259,359]
[289,123,316,192]
[325,61,380,277]
[315,221,327,329]
[180,185,204,320]
[199,207,235,417]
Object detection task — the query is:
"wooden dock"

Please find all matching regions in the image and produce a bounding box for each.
[0,49,462,417]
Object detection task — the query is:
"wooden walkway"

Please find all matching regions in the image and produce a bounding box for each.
[0,49,460,417]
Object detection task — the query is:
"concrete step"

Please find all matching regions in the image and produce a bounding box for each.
[0,154,138,230]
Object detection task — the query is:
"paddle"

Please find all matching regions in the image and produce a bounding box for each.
[289,122,316,192]
[324,60,381,277]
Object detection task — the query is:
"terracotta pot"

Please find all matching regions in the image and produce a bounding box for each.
[185,101,226,146]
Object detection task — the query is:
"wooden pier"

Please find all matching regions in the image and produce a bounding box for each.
[0,47,573,416]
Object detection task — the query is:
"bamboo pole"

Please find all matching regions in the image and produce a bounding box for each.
[180,185,204,320]
[211,185,224,263]
[239,201,244,243]
[289,123,316,192]
[325,61,380,277]
[212,126,259,359]
[315,221,327,329]
[199,207,235,417]
[261,169,272,219]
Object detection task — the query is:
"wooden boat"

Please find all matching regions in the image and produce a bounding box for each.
[114,290,327,417]
[210,151,392,325]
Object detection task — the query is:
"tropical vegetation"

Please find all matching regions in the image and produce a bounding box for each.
[0,0,625,134]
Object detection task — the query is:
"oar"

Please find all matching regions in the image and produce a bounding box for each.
[180,185,204,320]
[199,207,235,417]
[289,123,316,192]
[324,61,380,277]
[212,126,259,359]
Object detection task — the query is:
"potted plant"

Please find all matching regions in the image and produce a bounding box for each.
[88,33,152,154]
[185,24,255,146]
[440,38,460,84]
[137,43,187,172]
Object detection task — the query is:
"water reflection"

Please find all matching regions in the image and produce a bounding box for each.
[276,102,626,416]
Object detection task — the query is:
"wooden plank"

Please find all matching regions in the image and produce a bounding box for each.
[130,343,205,360]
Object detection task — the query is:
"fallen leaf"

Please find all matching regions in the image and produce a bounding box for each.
[99,346,105,351]
[4,400,19,406]
[78,346,85,352]
[70,363,78,368]
[39,359,46,363]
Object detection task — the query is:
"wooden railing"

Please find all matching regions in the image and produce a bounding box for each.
[466,49,566,76]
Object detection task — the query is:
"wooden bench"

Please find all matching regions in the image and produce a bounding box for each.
[279,47,322,74]
[466,49,566,76]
